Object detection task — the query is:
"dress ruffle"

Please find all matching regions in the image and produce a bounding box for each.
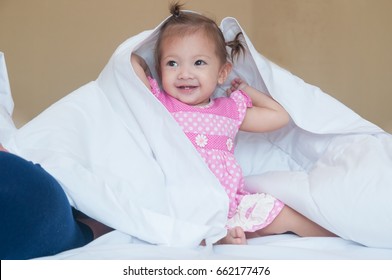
[226,193,284,232]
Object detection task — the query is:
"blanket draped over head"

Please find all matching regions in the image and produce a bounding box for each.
[3,16,392,248]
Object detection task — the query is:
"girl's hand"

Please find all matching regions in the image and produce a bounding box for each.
[227,77,248,95]
[0,144,8,152]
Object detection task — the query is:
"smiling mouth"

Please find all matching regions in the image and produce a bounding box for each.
[178,86,197,90]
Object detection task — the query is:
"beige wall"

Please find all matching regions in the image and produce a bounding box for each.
[1,0,391,131]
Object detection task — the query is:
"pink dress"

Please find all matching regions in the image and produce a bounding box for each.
[149,77,284,232]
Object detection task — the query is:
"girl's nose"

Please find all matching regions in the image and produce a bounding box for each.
[178,65,194,79]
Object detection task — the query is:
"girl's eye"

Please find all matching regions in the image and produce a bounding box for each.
[167,60,177,67]
[195,60,206,66]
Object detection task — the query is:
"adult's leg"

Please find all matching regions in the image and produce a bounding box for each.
[0,152,93,259]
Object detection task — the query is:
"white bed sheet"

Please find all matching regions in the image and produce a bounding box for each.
[38,231,392,260]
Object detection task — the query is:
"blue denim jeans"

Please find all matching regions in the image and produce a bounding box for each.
[0,152,93,259]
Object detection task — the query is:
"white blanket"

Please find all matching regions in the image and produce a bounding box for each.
[0,52,16,144]
[3,17,392,249]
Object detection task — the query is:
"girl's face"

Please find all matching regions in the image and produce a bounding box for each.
[159,30,231,106]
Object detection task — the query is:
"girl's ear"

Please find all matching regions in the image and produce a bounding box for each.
[218,62,232,85]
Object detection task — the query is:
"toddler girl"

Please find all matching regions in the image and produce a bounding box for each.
[132,2,335,244]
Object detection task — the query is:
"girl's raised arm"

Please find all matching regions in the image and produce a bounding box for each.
[228,78,290,133]
[130,54,151,89]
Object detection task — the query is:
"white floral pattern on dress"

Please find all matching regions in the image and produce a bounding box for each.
[195,134,208,148]
[226,138,233,151]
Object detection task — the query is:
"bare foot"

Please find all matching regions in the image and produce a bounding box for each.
[218,226,247,245]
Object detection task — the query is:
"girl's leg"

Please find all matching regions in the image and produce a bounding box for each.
[0,152,95,259]
[250,205,336,238]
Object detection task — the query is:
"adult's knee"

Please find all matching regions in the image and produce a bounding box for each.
[0,152,65,202]
[0,151,84,259]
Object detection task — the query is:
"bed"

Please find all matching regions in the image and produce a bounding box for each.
[33,231,392,260]
[1,15,392,262]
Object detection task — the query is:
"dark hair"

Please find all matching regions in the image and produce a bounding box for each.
[155,2,245,76]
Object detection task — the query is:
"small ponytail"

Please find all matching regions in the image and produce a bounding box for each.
[169,2,183,18]
[226,32,246,62]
